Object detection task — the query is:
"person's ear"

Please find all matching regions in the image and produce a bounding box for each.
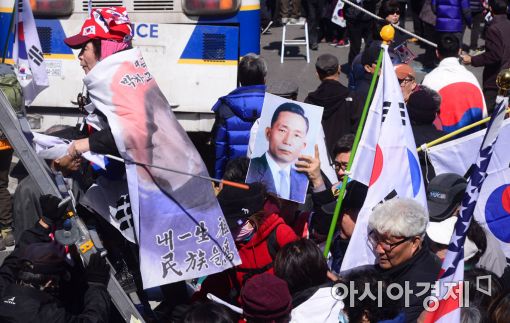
[435,49,440,60]
[411,236,422,253]
[363,64,372,73]
[265,127,271,140]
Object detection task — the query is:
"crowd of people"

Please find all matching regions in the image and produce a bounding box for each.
[0,0,510,323]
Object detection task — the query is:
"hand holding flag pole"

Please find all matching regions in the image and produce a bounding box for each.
[105,154,250,190]
[417,69,510,152]
[323,25,395,258]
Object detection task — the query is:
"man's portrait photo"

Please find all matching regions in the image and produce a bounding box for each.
[246,94,323,203]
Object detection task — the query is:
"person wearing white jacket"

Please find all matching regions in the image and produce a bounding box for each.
[422,34,487,134]
[274,239,345,323]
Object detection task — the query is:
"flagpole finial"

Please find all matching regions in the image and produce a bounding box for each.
[496,69,510,96]
[380,24,395,44]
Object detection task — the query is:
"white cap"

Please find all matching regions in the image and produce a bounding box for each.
[427,217,457,245]
[427,217,480,261]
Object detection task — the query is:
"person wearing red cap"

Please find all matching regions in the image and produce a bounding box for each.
[64,6,133,67]
[394,64,418,103]
[64,7,133,157]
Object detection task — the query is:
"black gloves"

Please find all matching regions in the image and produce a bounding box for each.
[86,253,110,286]
[39,194,69,226]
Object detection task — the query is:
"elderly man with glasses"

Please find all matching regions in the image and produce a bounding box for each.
[368,198,441,322]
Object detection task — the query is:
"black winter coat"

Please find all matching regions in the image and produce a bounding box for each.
[0,224,110,323]
[304,80,362,156]
[377,244,441,323]
[471,14,510,91]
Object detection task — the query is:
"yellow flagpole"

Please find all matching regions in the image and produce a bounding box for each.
[417,108,510,152]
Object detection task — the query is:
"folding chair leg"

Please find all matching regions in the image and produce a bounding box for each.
[281,24,286,64]
[304,22,310,64]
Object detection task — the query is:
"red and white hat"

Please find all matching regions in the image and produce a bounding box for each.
[64,6,133,49]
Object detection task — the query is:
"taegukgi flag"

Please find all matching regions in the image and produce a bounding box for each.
[341,45,426,271]
[428,115,510,258]
[13,0,49,105]
[424,96,508,323]
[83,47,241,289]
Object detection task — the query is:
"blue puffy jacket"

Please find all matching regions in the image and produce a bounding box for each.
[212,85,265,178]
[432,0,471,32]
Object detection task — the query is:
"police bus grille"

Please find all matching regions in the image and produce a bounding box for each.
[202,33,226,61]
[133,0,174,11]
[37,27,52,54]
[82,0,123,11]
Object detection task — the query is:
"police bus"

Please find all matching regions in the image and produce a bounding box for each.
[0,0,260,132]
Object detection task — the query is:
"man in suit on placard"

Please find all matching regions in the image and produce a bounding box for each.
[247,102,309,202]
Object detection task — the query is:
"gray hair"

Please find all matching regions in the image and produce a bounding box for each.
[368,198,428,238]
[238,53,267,86]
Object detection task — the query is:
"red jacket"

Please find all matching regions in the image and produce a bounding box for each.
[192,213,298,302]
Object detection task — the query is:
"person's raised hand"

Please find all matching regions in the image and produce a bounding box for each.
[295,145,324,190]
[460,54,472,65]
[67,138,90,158]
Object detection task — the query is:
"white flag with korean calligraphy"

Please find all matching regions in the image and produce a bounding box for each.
[83,48,241,288]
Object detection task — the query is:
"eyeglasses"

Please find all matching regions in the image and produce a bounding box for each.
[333,161,348,171]
[398,77,414,86]
[368,230,413,252]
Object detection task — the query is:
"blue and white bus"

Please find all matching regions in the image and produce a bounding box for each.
[0,0,260,131]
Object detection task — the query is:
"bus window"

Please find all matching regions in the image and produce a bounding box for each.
[182,0,240,16]
[31,0,73,18]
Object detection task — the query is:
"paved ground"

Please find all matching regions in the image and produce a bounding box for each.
[259,20,484,101]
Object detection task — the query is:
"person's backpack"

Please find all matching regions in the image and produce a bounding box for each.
[0,64,23,148]
[0,64,23,114]
[236,224,283,285]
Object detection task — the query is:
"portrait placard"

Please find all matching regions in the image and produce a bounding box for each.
[246,93,324,203]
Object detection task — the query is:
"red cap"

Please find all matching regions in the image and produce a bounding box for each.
[64,6,132,49]
[395,63,416,80]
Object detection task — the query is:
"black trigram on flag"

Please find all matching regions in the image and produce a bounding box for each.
[382,101,391,122]
[372,189,398,211]
[399,102,406,126]
[28,46,44,66]
[113,194,134,231]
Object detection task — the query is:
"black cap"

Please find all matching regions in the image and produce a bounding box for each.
[316,54,339,75]
[321,181,368,215]
[407,87,440,124]
[427,173,467,221]
[217,183,265,229]
[18,241,67,275]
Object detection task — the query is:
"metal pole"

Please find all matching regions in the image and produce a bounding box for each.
[105,154,250,190]
[1,1,17,63]
[341,0,437,48]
